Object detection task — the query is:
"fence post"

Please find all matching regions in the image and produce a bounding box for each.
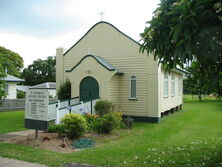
[56,100,60,124]
[90,99,92,115]
[68,98,71,114]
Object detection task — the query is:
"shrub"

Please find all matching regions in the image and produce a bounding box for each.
[47,124,66,137]
[48,124,57,133]
[83,113,97,124]
[57,79,71,100]
[17,90,25,98]
[94,100,113,116]
[61,113,88,139]
[92,112,122,134]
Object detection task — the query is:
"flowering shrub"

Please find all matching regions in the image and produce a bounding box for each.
[61,113,88,139]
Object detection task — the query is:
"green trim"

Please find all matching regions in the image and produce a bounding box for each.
[70,102,81,107]
[58,98,99,110]
[70,96,80,100]
[6,81,22,83]
[66,55,115,73]
[128,98,138,101]
[29,88,55,90]
[123,115,160,123]
[59,96,79,102]
[48,101,58,105]
[63,21,140,57]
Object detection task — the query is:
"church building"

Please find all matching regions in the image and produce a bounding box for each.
[56,21,183,123]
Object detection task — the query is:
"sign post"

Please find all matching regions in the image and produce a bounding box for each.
[25,90,49,139]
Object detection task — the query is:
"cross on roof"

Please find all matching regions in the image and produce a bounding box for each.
[99,11,105,21]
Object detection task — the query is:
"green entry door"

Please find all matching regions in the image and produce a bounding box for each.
[80,76,99,102]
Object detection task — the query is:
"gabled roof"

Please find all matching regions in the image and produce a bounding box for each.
[29,82,56,89]
[66,54,124,75]
[4,74,25,82]
[63,21,140,56]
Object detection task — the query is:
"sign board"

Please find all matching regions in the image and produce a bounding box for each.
[25,89,49,130]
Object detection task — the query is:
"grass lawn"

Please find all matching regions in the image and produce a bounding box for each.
[0,100,222,167]
[0,110,26,134]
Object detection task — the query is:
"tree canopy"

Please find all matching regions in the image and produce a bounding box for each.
[0,46,24,98]
[0,63,6,99]
[0,46,24,77]
[140,0,222,97]
[22,56,56,86]
[140,0,222,70]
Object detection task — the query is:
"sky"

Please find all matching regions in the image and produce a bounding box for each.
[0,0,160,67]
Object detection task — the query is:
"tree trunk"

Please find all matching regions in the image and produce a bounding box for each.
[197,92,202,102]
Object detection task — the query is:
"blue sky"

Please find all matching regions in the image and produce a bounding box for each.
[0,0,78,37]
[0,0,160,67]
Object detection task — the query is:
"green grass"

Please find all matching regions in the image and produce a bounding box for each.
[183,94,218,102]
[0,101,222,167]
[0,111,26,134]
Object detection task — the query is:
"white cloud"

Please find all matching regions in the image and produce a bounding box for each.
[0,0,160,67]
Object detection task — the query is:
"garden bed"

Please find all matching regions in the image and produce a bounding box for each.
[1,130,125,153]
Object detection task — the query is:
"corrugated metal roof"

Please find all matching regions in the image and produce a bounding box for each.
[66,55,124,75]
[29,82,56,89]
[4,74,25,82]
[17,85,31,92]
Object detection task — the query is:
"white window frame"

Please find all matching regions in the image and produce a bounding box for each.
[178,76,182,95]
[129,76,137,99]
[164,73,169,98]
[171,75,175,97]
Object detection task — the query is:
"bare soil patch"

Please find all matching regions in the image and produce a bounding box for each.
[3,132,77,153]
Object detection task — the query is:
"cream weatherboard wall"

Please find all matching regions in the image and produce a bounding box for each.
[56,21,183,122]
[158,68,183,113]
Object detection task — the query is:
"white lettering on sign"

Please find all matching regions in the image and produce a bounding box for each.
[25,90,49,121]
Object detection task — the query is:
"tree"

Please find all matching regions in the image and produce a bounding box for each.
[0,63,6,99]
[22,56,56,86]
[0,46,24,77]
[140,0,222,97]
[57,79,71,100]
[184,61,209,101]
[0,46,23,99]
[140,0,222,69]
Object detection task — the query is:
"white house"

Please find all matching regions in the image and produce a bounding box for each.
[4,74,25,99]
[56,21,184,122]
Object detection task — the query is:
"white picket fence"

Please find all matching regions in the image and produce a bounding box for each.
[48,97,99,124]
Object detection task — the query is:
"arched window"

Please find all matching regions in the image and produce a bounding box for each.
[129,76,136,99]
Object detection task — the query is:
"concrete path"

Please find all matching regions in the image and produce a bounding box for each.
[0,157,47,167]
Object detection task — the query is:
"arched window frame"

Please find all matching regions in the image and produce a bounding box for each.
[129,75,137,99]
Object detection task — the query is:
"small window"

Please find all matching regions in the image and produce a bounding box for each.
[171,75,175,96]
[178,76,182,95]
[129,76,136,99]
[164,73,168,97]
